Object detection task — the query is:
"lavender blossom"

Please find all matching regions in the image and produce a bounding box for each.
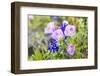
[51,29,64,42]
[67,44,75,55]
[64,25,76,37]
[44,22,56,34]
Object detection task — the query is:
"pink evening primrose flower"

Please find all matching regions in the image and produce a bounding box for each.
[64,25,76,37]
[44,22,56,34]
[51,29,64,42]
[67,44,75,55]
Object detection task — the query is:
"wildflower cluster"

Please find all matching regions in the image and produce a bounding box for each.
[28,15,88,60]
[44,16,76,55]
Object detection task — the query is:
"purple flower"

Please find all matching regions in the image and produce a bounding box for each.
[67,44,75,55]
[51,16,58,21]
[62,20,68,27]
[61,20,68,33]
[49,39,57,45]
[48,44,59,52]
[44,22,56,34]
[48,39,59,52]
[51,29,64,42]
[64,25,76,37]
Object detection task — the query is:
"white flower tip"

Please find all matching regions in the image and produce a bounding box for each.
[63,20,68,25]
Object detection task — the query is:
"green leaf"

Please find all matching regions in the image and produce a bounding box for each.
[74,51,81,58]
[33,51,44,60]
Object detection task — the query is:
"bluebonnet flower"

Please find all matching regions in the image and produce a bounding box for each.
[67,44,75,55]
[62,20,68,27]
[51,29,64,42]
[61,20,68,33]
[51,16,58,21]
[64,25,76,37]
[48,39,59,52]
[49,39,57,45]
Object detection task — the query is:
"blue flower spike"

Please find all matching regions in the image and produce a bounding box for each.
[48,39,59,52]
[61,20,69,33]
[51,16,58,21]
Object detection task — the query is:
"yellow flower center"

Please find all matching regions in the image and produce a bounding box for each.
[70,32,72,36]
[58,35,63,40]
